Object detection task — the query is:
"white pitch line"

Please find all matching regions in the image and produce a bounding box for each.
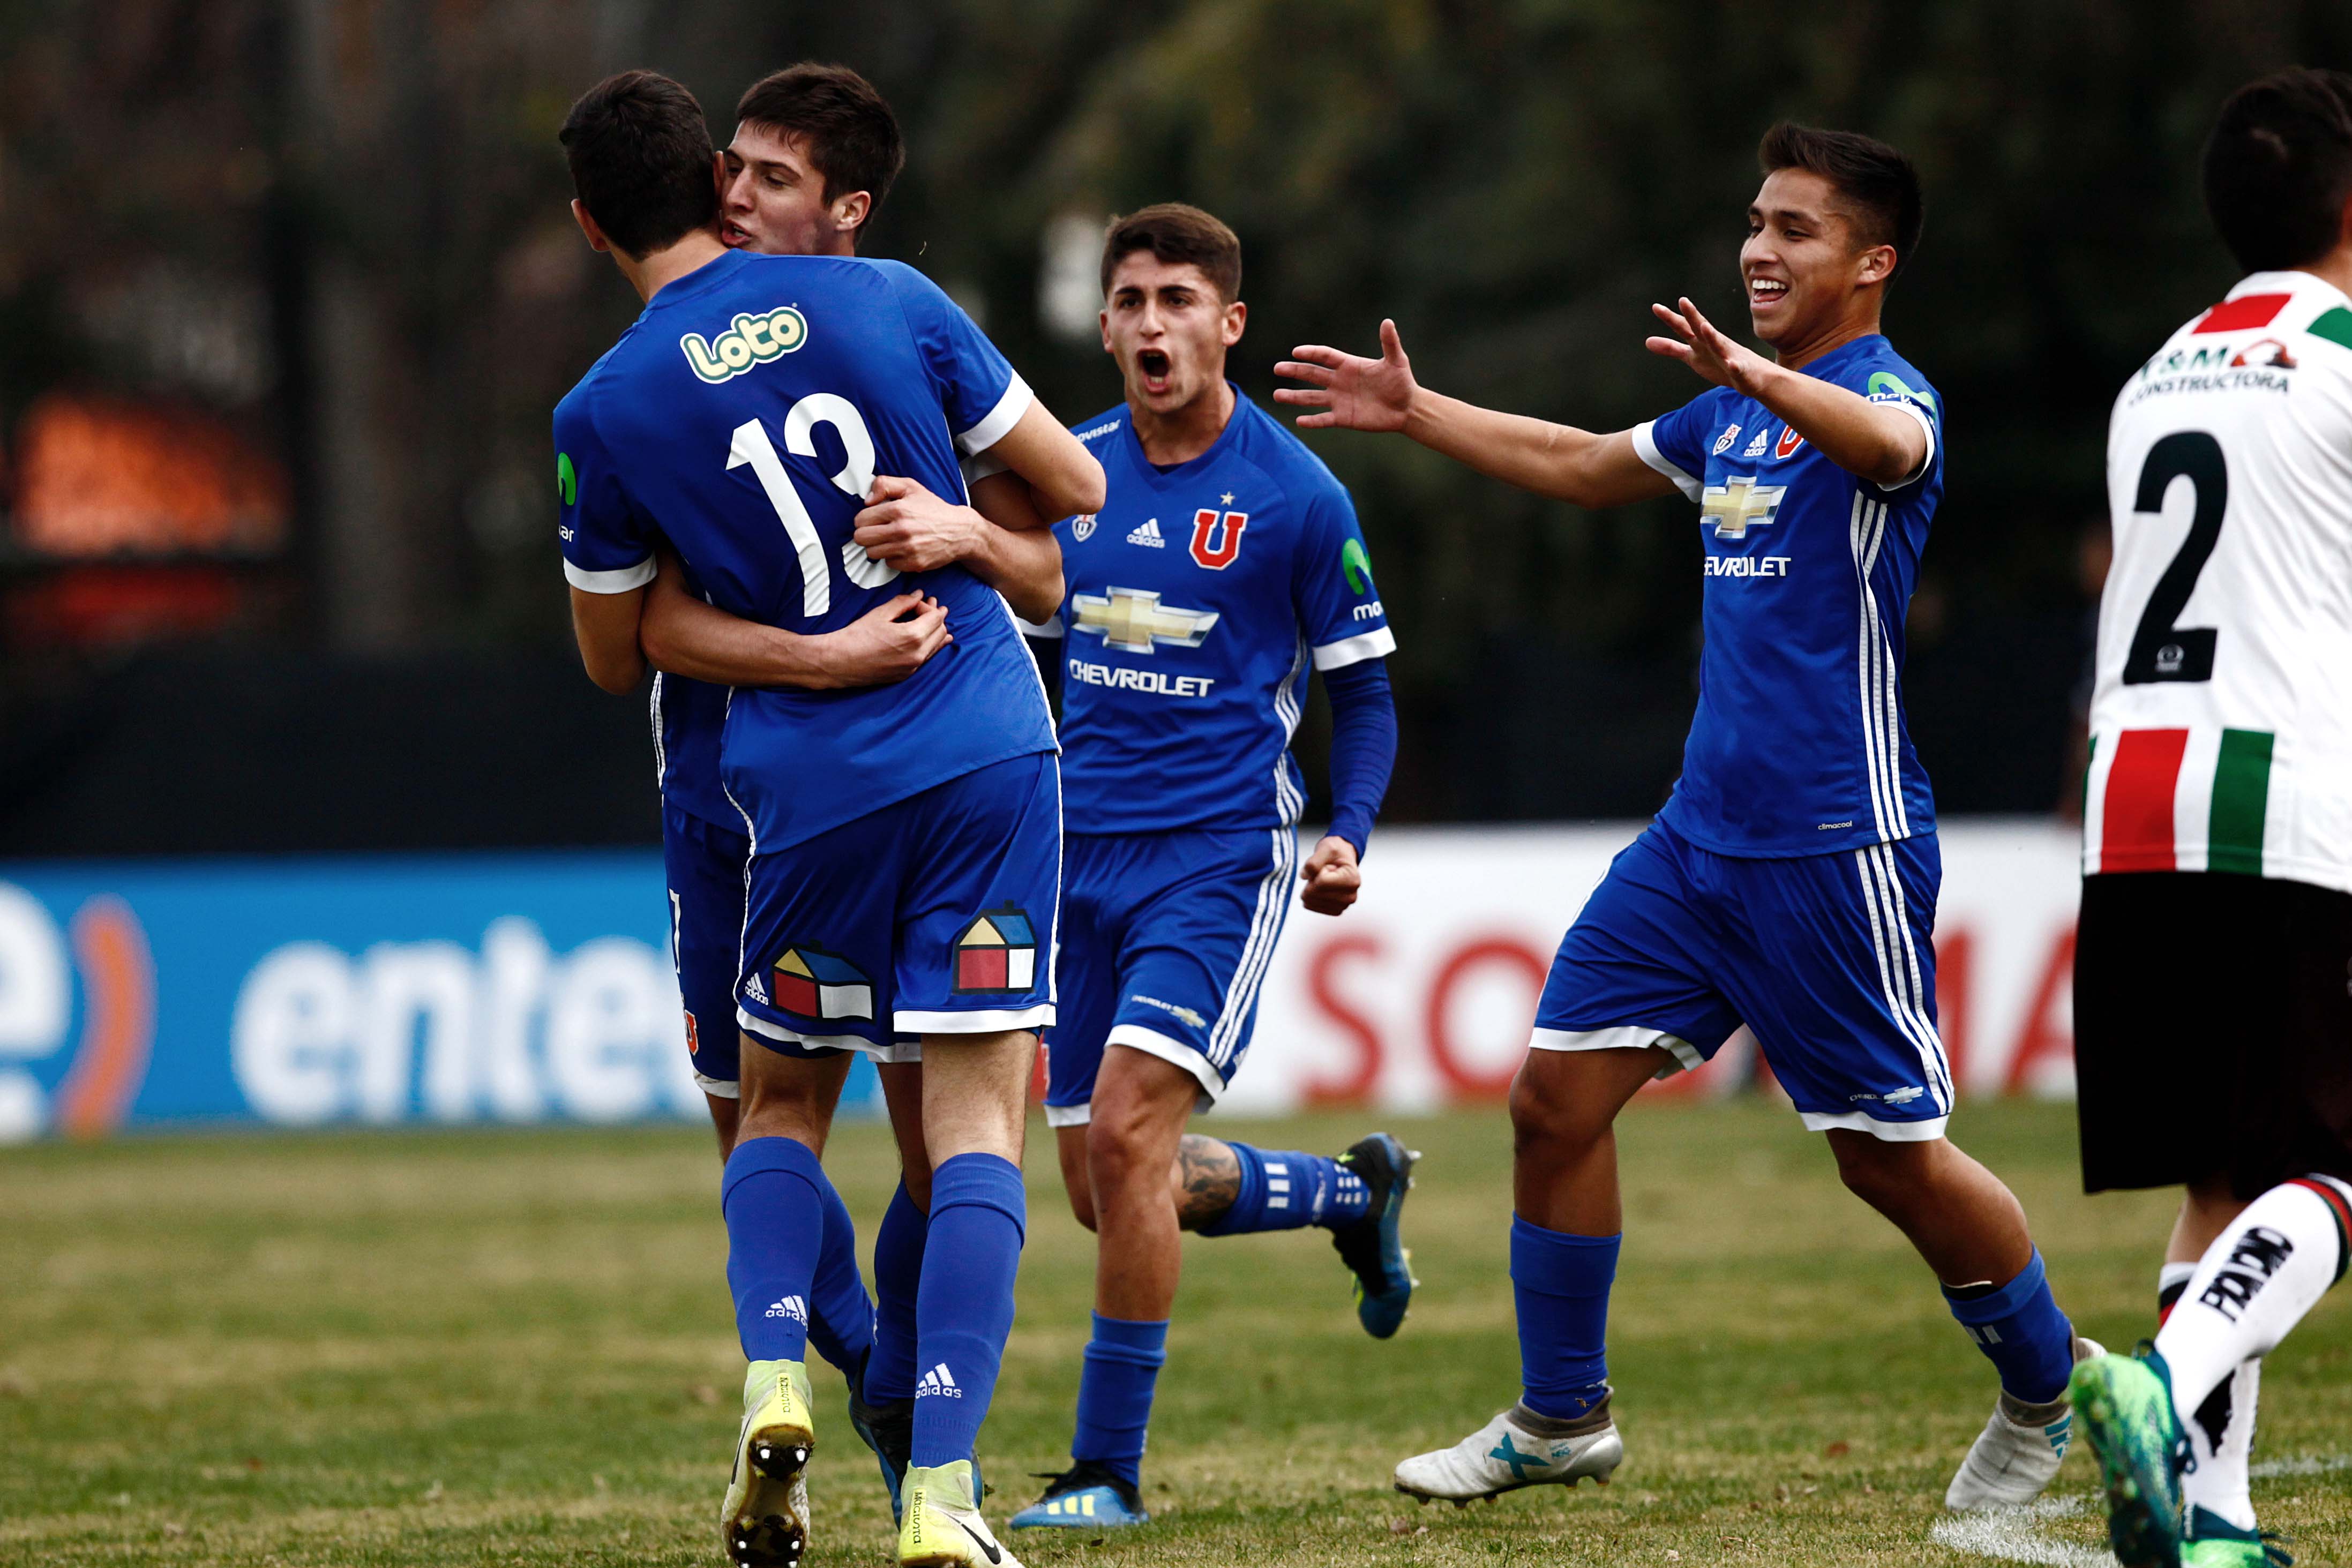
[1929,1495,2117,1568]
[2250,1452,2352,1479]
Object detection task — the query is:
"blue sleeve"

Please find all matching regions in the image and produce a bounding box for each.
[879,261,1034,456]
[1320,657,1396,857]
[1291,481,1396,672]
[1630,389,1719,502]
[552,397,656,593]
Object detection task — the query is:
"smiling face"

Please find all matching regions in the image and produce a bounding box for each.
[718,122,865,257]
[1741,168,1897,352]
[1100,251,1246,416]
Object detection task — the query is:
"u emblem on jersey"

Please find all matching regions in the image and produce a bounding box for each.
[1189,509,1248,569]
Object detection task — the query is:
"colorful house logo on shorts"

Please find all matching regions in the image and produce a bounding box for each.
[770,945,875,1021]
[952,907,1038,994]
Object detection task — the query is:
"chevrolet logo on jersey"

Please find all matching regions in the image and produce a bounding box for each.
[1072,587,1219,654]
[1700,476,1787,539]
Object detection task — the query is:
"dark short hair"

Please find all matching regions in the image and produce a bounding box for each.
[559,70,718,260]
[1100,204,1242,302]
[734,63,906,231]
[2204,69,2352,273]
[1758,122,1925,280]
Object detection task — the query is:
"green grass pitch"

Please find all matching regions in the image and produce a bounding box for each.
[5,1101,2349,1566]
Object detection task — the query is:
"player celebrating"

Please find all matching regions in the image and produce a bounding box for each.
[626,62,1066,1526]
[2069,70,2352,1568]
[1277,124,2095,1511]
[1002,206,1413,1532]
[553,70,1103,1568]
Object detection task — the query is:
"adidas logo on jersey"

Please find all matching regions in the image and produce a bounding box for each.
[1126,517,1167,548]
[916,1362,964,1398]
[765,1294,808,1324]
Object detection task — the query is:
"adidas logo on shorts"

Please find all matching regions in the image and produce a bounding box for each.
[916,1362,963,1398]
[1126,517,1167,548]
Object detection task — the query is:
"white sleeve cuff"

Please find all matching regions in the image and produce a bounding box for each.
[956,374,1034,456]
[562,557,656,594]
[1630,421,1704,502]
[1878,401,1937,490]
[1311,626,1396,671]
[962,451,1010,485]
[1014,613,1063,639]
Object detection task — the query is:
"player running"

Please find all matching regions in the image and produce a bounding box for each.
[1277,124,2096,1512]
[2069,70,2352,1568]
[624,62,1065,1530]
[1000,206,1413,1533]
[553,70,1103,1568]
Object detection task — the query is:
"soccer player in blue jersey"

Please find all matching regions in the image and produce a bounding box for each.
[1278,125,2094,1512]
[1003,206,1413,1532]
[551,71,1103,1568]
[623,64,1067,1527]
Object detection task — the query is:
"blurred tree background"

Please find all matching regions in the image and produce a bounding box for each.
[2,0,2347,853]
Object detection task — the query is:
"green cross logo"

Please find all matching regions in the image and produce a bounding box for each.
[1488,1433,1544,1481]
[1341,537,1373,595]
[556,452,577,507]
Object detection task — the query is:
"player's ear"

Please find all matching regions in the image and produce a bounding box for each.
[711,151,728,200]
[1099,306,1113,357]
[834,190,872,235]
[1222,298,1247,347]
[1856,243,1896,288]
[571,198,612,255]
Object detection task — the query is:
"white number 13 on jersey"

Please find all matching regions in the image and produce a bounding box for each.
[725,393,897,618]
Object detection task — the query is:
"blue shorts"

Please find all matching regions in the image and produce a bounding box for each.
[664,800,754,1095]
[1531,819,1954,1140]
[736,751,1061,1058]
[1043,825,1300,1126]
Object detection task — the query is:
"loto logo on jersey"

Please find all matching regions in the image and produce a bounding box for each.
[952,908,1037,994]
[1699,476,1786,539]
[1072,587,1218,654]
[678,306,810,384]
[1774,425,1805,460]
[769,944,875,1022]
[1189,505,1248,569]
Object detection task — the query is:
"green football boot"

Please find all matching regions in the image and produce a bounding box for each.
[722,1358,816,1568]
[2071,1343,2191,1568]
[2181,1506,2291,1568]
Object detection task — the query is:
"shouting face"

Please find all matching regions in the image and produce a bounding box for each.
[1100,251,1246,418]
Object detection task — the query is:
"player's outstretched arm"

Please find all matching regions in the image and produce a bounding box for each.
[852,474,1065,623]
[570,584,649,694]
[976,400,1106,521]
[636,550,949,690]
[1275,319,1676,509]
[1646,297,1926,486]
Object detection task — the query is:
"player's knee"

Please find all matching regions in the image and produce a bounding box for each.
[1084,1110,1157,1195]
[1829,1134,1923,1213]
[1508,1063,1608,1159]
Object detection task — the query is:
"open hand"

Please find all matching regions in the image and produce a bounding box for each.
[1646,297,1774,397]
[1275,319,1418,432]
[815,591,950,687]
[1299,835,1363,916]
[855,475,985,574]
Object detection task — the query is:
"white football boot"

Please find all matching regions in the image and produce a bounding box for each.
[722,1358,815,1567]
[900,1459,1023,1568]
[1394,1403,1623,1505]
[1944,1335,2106,1510]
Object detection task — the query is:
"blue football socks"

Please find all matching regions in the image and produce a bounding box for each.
[1071,1314,1169,1487]
[1195,1142,1369,1235]
[910,1153,1027,1469]
[807,1173,875,1391]
[1944,1248,2074,1404]
[866,1177,928,1404]
[722,1134,833,1365]
[1512,1214,1619,1421]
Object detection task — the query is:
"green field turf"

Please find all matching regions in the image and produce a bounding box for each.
[5,1100,2349,1567]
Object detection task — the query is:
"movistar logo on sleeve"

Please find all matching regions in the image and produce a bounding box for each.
[556,451,576,506]
[679,306,810,383]
[1866,370,1937,415]
[1342,537,1374,595]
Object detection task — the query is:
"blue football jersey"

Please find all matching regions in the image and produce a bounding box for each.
[1030,391,1394,835]
[1632,334,1943,856]
[554,249,1054,850]
[649,551,732,827]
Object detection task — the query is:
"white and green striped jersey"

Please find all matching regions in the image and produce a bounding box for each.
[2084,269,2352,895]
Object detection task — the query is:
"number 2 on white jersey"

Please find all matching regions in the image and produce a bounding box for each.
[725,393,898,618]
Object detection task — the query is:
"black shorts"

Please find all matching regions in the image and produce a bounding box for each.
[2075,872,2352,1198]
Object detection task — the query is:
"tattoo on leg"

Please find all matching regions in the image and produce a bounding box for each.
[1174,1134,1242,1229]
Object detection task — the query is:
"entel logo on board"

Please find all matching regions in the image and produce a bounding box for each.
[0,885,154,1143]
